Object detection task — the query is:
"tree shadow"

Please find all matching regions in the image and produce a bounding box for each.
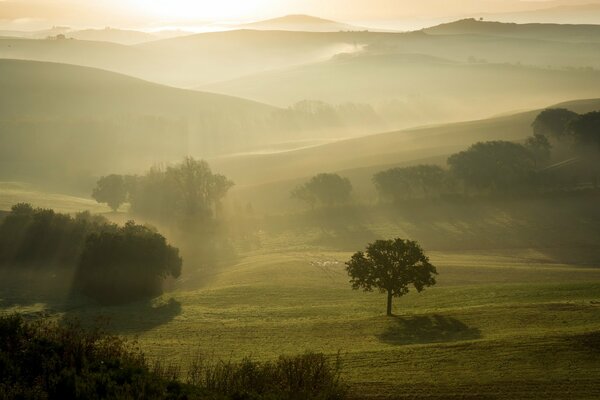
[60,296,182,335]
[378,314,481,345]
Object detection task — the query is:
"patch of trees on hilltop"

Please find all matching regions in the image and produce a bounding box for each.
[290,109,600,208]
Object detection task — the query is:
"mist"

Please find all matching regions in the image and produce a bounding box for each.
[2,3,600,400]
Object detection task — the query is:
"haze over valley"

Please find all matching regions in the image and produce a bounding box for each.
[2,2,600,399]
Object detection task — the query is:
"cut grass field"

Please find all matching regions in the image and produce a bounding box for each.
[0,182,110,214]
[3,249,600,398]
[1,190,600,399]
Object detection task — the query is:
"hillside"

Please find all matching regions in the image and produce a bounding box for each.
[0,59,282,190]
[67,28,158,45]
[425,18,600,43]
[204,52,600,127]
[3,24,600,90]
[480,4,600,26]
[211,98,600,212]
[235,14,368,32]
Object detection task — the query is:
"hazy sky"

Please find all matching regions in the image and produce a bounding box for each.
[1,0,600,30]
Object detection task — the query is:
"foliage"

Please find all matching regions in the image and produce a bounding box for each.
[532,108,579,140]
[0,314,346,400]
[524,134,552,167]
[0,203,110,268]
[292,173,352,208]
[346,238,437,316]
[76,221,182,304]
[373,165,447,201]
[190,352,347,400]
[126,157,234,224]
[569,111,600,151]
[0,314,199,400]
[448,141,536,193]
[92,174,128,212]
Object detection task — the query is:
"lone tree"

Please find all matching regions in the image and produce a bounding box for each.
[291,173,352,208]
[92,174,128,212]
[346,238,437,316]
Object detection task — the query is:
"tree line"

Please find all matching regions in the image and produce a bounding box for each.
[92,157,234,225]
[290,108,600,207]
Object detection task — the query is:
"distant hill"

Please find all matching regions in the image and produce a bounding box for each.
[3,24,600,89]
[425,18,600,43]
[0,59,282,190]
[479,4,600,26]
[67,28,158,45]
[211,98,600,211]
[235,14,368,32]
[204,52,600,129]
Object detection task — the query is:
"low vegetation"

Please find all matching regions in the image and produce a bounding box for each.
[0,314,346,400]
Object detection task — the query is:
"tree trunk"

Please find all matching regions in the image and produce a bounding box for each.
[386,289,393,316]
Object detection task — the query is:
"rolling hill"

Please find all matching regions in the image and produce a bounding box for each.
[210,98,600,212]
[3,21,600,90]
[204,51,600,128]
[235,14,368,32]
[425,18,600,43]
[0,59,282,191]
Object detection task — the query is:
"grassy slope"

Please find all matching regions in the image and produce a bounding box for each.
[211,98,600,212]
[2,186,600,399]
[203,52,600,111]
[0,182,109,214]
[0,59,279,189]
[425,18,600,43]
[3,26,600,89]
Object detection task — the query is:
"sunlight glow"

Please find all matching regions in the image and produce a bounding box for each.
[130,0,279,21]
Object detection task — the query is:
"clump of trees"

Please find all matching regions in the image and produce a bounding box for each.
[292,173,352,208]
[447,141,536,194]
[0,314,347,400]
[92,157,234,224]
[0,203,109,268]
[346,238,437,316]
[0,204,182,304]
[76,221,182,304]
[373,165,447,201]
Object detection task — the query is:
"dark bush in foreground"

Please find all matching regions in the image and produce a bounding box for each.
[0,314,198,399]
[0,314,346,400]
[75,221,182,304]
[190,352,347,400]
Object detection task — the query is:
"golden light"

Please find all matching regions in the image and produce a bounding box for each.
[129,0,279,21]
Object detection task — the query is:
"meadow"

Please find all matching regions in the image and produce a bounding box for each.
[2,189,600,399]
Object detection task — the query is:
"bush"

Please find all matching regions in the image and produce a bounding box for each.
[0,314,347,400]
[75,221,182,304]
[0,314,199,399]
[191,353,347,400]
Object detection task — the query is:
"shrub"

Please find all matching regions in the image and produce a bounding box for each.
[0,314,347,400]
[0,314,199,399]
[75,221,182,304]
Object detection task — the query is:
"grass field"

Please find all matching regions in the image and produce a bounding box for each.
[1,191,600,399]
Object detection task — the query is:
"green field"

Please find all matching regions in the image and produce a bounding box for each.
[2,190,600,399]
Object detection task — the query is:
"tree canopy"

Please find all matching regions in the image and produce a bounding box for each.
[346,238,437,316]
[532,108,578,140]
[291,173,352,208]
[448,141,535,193]
[91,174,128,212]
[93,157,234,224]
[76,221,182,304]
[373,164,446,201]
